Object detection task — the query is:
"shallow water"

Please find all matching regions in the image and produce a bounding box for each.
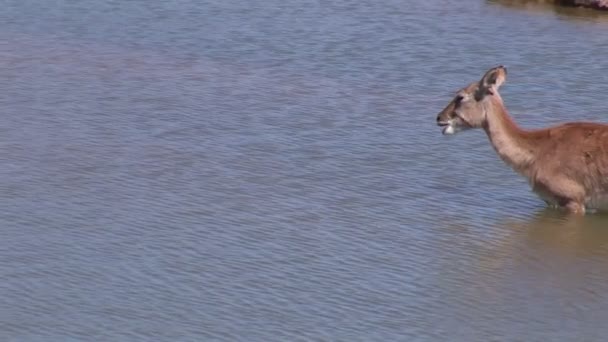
[2,0,608,340]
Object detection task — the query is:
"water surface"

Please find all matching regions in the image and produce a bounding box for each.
[3,0,608,340]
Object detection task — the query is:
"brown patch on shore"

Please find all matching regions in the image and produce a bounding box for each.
[490,0,608,11]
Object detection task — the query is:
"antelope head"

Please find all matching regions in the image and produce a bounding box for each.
[436,65,507,135]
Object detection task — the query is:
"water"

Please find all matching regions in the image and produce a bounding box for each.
[3,0,608,340]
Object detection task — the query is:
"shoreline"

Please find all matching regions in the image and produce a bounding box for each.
[560,0,608,10]
[527,0,608,10]
[491,0,608,12]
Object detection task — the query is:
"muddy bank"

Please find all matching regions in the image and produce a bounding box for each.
[559,0,608,10]
[504,0,608,10]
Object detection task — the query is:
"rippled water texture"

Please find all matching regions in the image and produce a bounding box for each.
[3,0,608,340]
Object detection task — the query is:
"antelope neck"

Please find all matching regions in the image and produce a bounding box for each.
[482,96,536,174]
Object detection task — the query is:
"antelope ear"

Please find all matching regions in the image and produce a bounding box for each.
[476,65,507,100]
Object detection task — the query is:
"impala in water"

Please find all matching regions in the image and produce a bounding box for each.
[436,66,608,214]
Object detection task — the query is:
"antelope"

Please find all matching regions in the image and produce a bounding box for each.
[436,66,608,214]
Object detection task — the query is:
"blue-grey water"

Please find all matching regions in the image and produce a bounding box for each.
[3,0,608,340]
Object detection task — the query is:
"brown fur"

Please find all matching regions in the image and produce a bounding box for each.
[436,66,608,214]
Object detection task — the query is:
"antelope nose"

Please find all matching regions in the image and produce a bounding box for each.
[436,115,441,124]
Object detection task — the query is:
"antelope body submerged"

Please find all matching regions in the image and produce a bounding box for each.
[436,66,608,214]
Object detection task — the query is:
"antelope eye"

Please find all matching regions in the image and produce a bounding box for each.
[454,95,464,104]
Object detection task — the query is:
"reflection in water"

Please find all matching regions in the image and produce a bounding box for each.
[447,210,608,341]
[430,209,608,341]
[503,209,608,256]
